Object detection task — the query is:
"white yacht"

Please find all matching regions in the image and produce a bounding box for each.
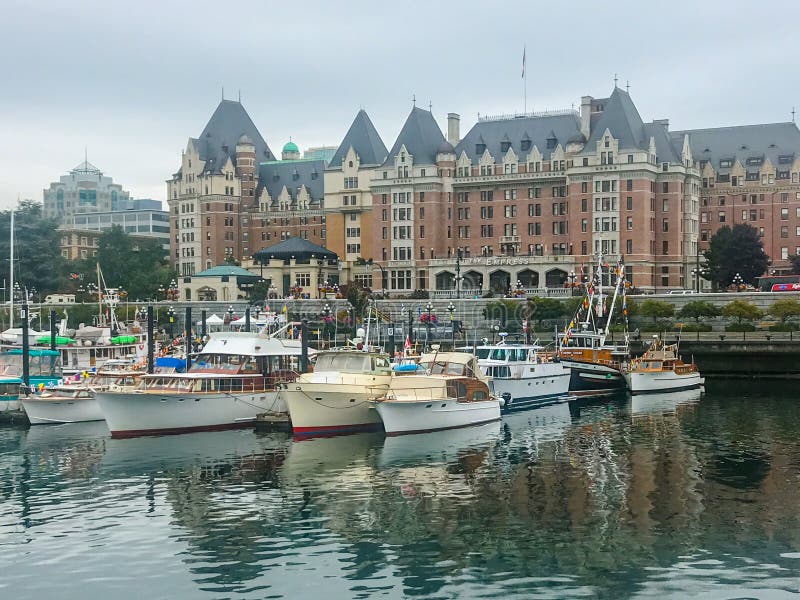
[282,348,393,436]
[21,383,104,425]
[94,330,304,438]
[626,337,704,394]
[374,351,501,436]
[475,337,570,412]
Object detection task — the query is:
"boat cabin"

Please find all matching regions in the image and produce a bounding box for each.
[0,349,62,385]
[312,351,391,375]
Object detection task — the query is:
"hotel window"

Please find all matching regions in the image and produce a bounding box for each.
[626,197,633,210]
[742,210,748,221]
[627,216,633,230]
[782,193,789,203]
[750,210,757,221]
[628,155,633,163]
[662,219,669,232]
[782,247,789,260]
[781,226,789,238]
[662,241,669,255]
[782,208,789,220]
[662,199,669,212]
[719,212,726,223]
[626,239,633,254]
[581,219,588,233]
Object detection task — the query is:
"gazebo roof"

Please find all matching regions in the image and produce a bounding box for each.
[194,265,261,279]
[253,237,337,262]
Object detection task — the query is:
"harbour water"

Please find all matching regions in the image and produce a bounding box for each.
[0,381,799,599]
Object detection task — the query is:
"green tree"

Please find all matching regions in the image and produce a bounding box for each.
[704,224,768,289]
[789,254,800,275]
[639,299,675,323]
[74,225,175,300]
[678,300,721,323]
[525,297,566,328]
[768,298,800,324]
[0,200,66,294]
[340,281,369,318]
[722,299,762,324]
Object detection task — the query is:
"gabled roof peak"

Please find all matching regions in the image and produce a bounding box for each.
[328,109,388,169]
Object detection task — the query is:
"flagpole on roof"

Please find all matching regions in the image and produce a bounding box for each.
[522,44,527,114]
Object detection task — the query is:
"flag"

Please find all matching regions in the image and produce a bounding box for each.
[521,46,526,79]
[404,335,411,350]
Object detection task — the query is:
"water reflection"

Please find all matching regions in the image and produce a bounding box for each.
[0,382,798,599]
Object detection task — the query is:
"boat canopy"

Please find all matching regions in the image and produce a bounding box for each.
[200,332,304,356]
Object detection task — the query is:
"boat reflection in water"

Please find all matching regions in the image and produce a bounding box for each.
[629,387,703,418]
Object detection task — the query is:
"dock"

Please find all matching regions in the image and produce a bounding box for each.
[255,412,292,433]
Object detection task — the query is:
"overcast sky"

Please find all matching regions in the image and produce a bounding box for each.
[1,0,799,210]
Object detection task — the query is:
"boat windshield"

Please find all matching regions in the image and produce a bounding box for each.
[0,382,21,397]
[488,348,528,361]
[475,348,491,359]
[313,353,373,373]
[419,360,467,376]
[191,353,260,373]
[0,352,61,377]
[642,361,662,370]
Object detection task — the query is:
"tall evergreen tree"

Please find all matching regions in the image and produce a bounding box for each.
[704,224,768,288]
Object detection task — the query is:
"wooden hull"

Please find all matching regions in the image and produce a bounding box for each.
[282,384,386,436]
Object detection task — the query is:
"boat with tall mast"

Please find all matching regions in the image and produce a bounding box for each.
[557,254,629,397]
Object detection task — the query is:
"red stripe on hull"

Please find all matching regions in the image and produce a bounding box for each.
[110,420,255,439]
[292,422,383,437]
[384,417,500,437]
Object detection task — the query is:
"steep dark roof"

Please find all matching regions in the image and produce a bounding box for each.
[583,87,646,152]
[197,100,273,173]
[456,113,582,161]
[671,122,800,171]
[328,109,388,169]
[253,237,337,263]
[256,159,325,205]
[644,122,682,164]
[382,107,446,167]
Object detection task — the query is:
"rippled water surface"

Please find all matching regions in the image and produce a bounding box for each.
[1,381,799,599]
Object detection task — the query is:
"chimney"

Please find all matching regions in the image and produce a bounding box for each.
[447,113,460,146]
[653,118,669,130]
[580,96,592,140]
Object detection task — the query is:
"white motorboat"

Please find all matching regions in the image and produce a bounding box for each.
[94,330,304,438]
[626,337,704,394]
[282,348,392,436]
[475,337,570,411]
[21,383,105,425]
[374,350,501,436]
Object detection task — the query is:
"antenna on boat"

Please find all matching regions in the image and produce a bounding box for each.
[9,207,14,330]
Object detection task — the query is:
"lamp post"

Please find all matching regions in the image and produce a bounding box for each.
[168,279,178,301]
[733,272,744,292]
[227,304,235,328]
[167,306,175,340]
[567,270,576,295]
[268,283,277,299]
[158,284,165,300]
[455,249,462,299]
[424,301,434,350]
[322,303,331,347]
[447,301,455,348]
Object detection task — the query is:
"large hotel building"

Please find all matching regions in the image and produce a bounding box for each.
[168,88,800,296]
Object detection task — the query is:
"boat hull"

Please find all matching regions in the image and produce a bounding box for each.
[375,398,501,436]
[492,366,571,412]
[626,371,704,394]
[94,389,284,438]
[0,395,20,412]
[282,384,386,436]
[21,396,105,425]
[560,359,627,397]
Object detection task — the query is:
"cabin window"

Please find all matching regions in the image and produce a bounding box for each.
[472,390,487,401]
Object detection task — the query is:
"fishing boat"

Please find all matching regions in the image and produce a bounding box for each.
[94,328,304,438]
[374,349,501,436]
[557,254,629,397]
[282,347,393,436]
[475,335,570,411]
[0,376,23,412]
[626,337,704,394]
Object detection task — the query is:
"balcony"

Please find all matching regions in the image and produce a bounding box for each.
[499,235,520,244]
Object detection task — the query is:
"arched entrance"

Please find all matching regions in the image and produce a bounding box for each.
[435,271,455,290]
[489,270,510,295]
[462,270,483,291]
[517,269,539,289]
[545,268,568,288]
[197,286,217,301]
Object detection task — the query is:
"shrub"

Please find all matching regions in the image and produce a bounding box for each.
[768,322,800,332]
[681,323,712,332]
[725,322,756,332]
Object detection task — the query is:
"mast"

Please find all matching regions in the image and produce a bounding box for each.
[605,260,624,339]
[96,262,103,326]
[9,209,14,330]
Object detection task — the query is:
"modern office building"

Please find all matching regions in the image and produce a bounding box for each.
[43,159,132,220]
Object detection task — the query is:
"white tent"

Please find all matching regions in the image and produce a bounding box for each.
[201,314,224,325]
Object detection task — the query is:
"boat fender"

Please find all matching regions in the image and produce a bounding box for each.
[501,392,512,406]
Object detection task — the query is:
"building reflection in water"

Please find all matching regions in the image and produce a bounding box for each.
[0,381,798,598]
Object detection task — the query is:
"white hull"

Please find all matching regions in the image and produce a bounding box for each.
[375,398,501,436]
[21,395,105,424]
[94,389,284,437]
[0,398,20,412]
[492,366,571,411]
[282,384,386,435]
[626,370,704,394]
